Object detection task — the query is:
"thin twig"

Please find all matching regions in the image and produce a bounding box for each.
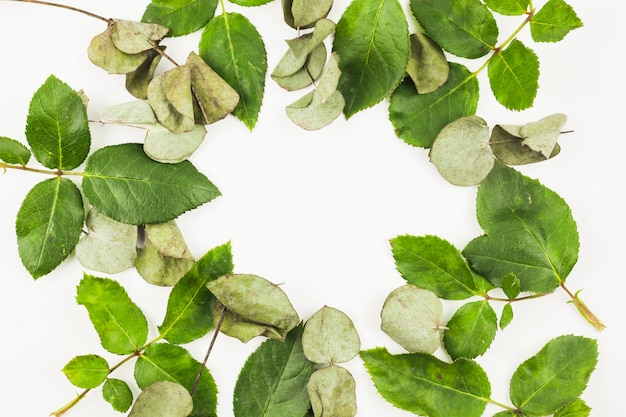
[190,305,227,396]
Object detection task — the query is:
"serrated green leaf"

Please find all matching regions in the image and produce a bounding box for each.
[502,273,521,300]
[500,303,514,329]
[144,124,207,164]
[76,274,148,354]
[233,325,315,417]
[135,343,217,417]
[25,75,90,170]
[406,32,449,94]
[62,354,109,389]
[492,412,516,417]
[429,116,494,186]
[333,0,409,118]
[302,305,360,364]
[199,13,267,129]
[88,27,150,74]
[16,177,84,279]
[0,136,31,165]
[307,365,357,417]
[142,0,218,37]
[483,0,529,16]
[488,40,539,111]
[230,0,273,5]
[82,143,221,225]
[510,335,598,416]
[520,113,567,159]
[554,399,591,417]
[159,242,233,344]
[129,381,193,417]
[148,65,196,133]
[410,0,498,58]
[463,163,579,293]
[126,48,164,99]
[103,378,133,413]
[391,235,479,300]
[110,20,169,54]
[389,63,479,148]
[530,0,582,43]
[361,347,491,417]
[380,285,443,354]
[100,100,157,124]
[443,300,497,360]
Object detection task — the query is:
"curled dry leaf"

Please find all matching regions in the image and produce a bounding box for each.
[307,365,357,417]
[144,124,207,164]
[282,0,334,29]
[128,381,193,417]
[126,48,164,99]
[147,65,195,133]
[407,32,449,94]
[302,305,361,364]
[110,20,169,54]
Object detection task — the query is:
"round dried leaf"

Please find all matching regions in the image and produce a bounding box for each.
[302,306,360,364]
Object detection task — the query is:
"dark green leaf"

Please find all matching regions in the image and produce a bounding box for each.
[510,335,598,416]
[233,325,315,417]
[333,0,409,118]
[307,365,357,417]
[483,0,529,16]
[82,143,221,225]
[16,177,84,279]
[129,381,193,417]
[410,0,498,58]
[554,399,591,417]
[25,75,90,170]
[0,136,31,165]
[463,163,579,293]
[391,235,478,300]
[361,347,491,417]
[502,273,520,300]
[103,378,134,413]
[199,13,267,129]
[135,343,218,417]
[389,63,479,148]
[443,300,497,360]
[142,0,218,37]
[62,354,109,389]
[530,0,583,43]
[488,40,539,111]
[159,242,234,344]
[500,303,514,329]
[76,274,148,354]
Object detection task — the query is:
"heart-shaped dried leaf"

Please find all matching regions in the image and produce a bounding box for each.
[407,32,449,94]
[307,365,357,417]
[429,116,494,186]
[147,65,195,133]
[520,113,567,158]
[88,26,150,74]
[110,19,169,54]
[381,285,443,354]
[100,100,157,125]
[302,306,360,364]
[126,48,164,99]
[490,123,561,165]
[272,42,327,90]
[144,124,207,163]
[129,381,193,417]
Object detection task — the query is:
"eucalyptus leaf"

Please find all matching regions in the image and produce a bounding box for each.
[307,365,357,417]
[302,305,360,364]
[483,0,529,16]
[128,381,193,417]
[407,32,449,94]
[144,124,207,163]
[103,378,133,413]
[126,48,164,99]
[272,42,327,91]
[142,0,218,37]
[0,136,31,165]
[88,26,150,74]
[520,113,567,159]
[147,65,195,133]
[62,354,109,389]
[291,0,333,29]
[530,0,583,43]
[443,300,497,360]
[110,19,169,54]
[490,123,561,165]
[100,100,157,124]
[554,399,591,417]
[500,303,514,330]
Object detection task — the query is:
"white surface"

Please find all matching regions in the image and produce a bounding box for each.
[0,1,623,416]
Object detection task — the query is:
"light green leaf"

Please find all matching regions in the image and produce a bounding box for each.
[233,325,315,417]
[500,303,514,330]
[126,48,164,99]
[389,63,479,148]
[333,0,409,118]
[429,116,494,186]
[510,335,598,416]
[531,0,583,43]
[199,13,267,129]
[273,20,334,78]
[502,273,521,300]
[520,113,567,159]
[488,40,539,111]
[142,0,218,37]
[492,412,516,417]
[135,343,218,417]
[144,124,207,163]
[443,300,497,360]
[361,347,491,417]
[62,354,110,389]
[390,234,479,300]
[0,136,31,165]
[302,305,360,364]
[272,42,327,91]
[483,0,529,16]
[307,365,357,417]
[554,399,591,417]
[25,75,90,170]
[406,32,449,94]
[381,285,443,354]
[463,163,579,293]
[75,208,138,274]
[103,378,133,413]
[490,123,561,165]
[16,177,84,279]
[88,27,150,74]
[147,65,196,133]
[82,143,221,225]
[410,0,498,58]
[100,100,157,124]
[129,381,193,417]
[76,274,148,354]
[230,0,273,5]
[110,19,169,54]
[159,242,234,344]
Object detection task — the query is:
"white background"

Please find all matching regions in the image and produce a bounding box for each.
[0,0,623,416]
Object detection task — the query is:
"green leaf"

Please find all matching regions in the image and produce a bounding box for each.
[510,335,598,416]
[233,325,315,417]
[554,399,591,417]
[429,116,494,186]
[159,242,234,344]
[500,303,514,330]
[142,0,218,37]
[230,0,273,5]
[492,412,516,417]
[410,0,498,58]
[463,163,579,293]
[82,143,221,225]
[389,63,479,148]
[443,300,497,360]
[530,0,583,43]
[483,0,529,16]
[62,354,109,389]
[103,378,134,413]
[25,75,90,170]
[0,136,31,165]
[76,274,149,354]
[380,285,443,354]
[307,365,357,417]
[391,235,479,300]
[302,305,360,364]
[199,13,267,129]
[135,343,218,417]
[16,177,84,279]
[333,0,409,118]
[501,273,520,300]
[488,40,539,111]
[361,347,491,417]
[129,381,193,417]
[406,32,449,94]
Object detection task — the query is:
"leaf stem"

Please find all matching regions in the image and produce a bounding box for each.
[1,162,61,176]
[560,283,605,331]
[11,0,109,23]
[485,292,549,303]
[190,305,226,396]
